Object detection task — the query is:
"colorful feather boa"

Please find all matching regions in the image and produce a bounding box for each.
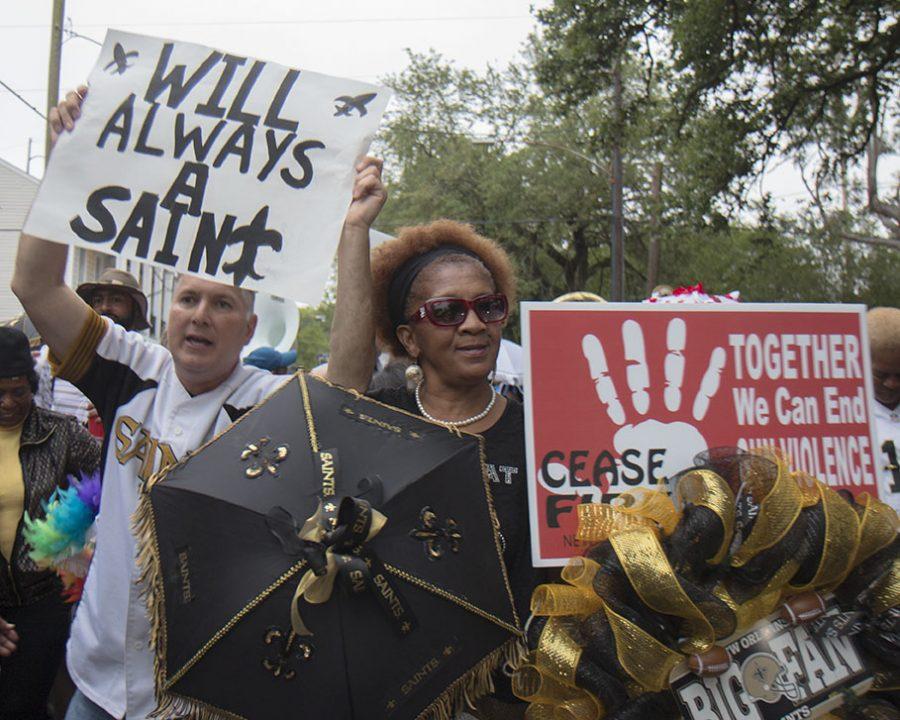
[23,469,101,602]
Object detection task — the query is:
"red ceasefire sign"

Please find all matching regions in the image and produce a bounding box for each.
[522,303,881,567]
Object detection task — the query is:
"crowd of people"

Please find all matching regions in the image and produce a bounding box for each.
[0,85,897,720]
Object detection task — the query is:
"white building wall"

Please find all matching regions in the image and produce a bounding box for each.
[0,158,38,319]
[0,157,173,342]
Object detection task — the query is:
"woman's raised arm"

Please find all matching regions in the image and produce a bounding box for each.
[325,157,387,391]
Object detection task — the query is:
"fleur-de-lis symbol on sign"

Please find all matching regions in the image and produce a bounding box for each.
[241,437,289,478]
[262,627,313,680]
[409,506,462,560]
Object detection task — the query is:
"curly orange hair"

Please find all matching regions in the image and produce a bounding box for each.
[372,220,517,357]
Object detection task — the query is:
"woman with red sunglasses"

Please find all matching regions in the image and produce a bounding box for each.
[328,160,543,707]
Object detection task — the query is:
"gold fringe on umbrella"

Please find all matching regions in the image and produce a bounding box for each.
[134,470,526,720]
[417,637,527,720]
[133,470,312,720]
[132,473,172,717]
[132,373,526,720]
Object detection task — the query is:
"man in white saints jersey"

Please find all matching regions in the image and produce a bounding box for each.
[12,87,387,720]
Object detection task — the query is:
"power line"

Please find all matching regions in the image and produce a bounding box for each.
[0,79,46,119]
[379,215,614,228]
[0,14,532,30]
[64,19,102,46]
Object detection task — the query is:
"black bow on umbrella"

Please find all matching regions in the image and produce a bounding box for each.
[267,496,417,637]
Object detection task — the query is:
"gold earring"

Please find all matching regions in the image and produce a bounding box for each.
[405,361,423,391]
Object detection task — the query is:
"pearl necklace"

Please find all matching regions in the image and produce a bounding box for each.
[415,381,496,428]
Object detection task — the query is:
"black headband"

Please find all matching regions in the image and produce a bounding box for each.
[387,245,481,329]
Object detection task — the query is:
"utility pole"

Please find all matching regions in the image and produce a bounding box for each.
[45,0,66,161]
[26,138,45,175]
[610,57,625,301]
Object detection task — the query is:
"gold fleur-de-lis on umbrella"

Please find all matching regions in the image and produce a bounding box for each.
[409,506,463,560]
[240,437,289,478]
[262,627,313,680]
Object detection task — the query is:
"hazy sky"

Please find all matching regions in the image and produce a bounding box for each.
[1,0,543,175]
[1,1,894,213]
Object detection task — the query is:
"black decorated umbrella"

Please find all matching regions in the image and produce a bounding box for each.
[135,373,521,720]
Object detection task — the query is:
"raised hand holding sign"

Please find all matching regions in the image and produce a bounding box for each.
[25,30,392,305]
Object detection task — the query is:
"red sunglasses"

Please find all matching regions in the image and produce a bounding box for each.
[409,293,509,327]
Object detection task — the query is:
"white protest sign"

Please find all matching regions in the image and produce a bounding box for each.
[24,30,392,304]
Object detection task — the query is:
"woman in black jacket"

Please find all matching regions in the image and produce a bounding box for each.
[0,327,100,720]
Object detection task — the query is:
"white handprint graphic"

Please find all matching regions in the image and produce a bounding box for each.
[577,317,726,495]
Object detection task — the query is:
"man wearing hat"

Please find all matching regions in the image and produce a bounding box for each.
[0,327,100,720]
[74,268,150,333]
[243,346,297,375]
[35,269,151,429]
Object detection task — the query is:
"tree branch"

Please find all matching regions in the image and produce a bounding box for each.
[867,135,900,228]
[841,232,900,251]
[544,244,568,269]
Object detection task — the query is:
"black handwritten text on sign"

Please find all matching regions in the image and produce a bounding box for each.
[68,43,329,287]
[26,30,390,301]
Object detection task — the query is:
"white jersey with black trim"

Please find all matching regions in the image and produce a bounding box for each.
[873,400,900,514]
[34,345,92,423]
[56,312,289,719]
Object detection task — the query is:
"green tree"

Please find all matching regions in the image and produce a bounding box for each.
[666,0,897,177]
[657,200,900,303]
[378,51,617,306]
[295,301,334,370]
[535,0,898,182]
[376,48,899,314]
[533,0,900,249]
